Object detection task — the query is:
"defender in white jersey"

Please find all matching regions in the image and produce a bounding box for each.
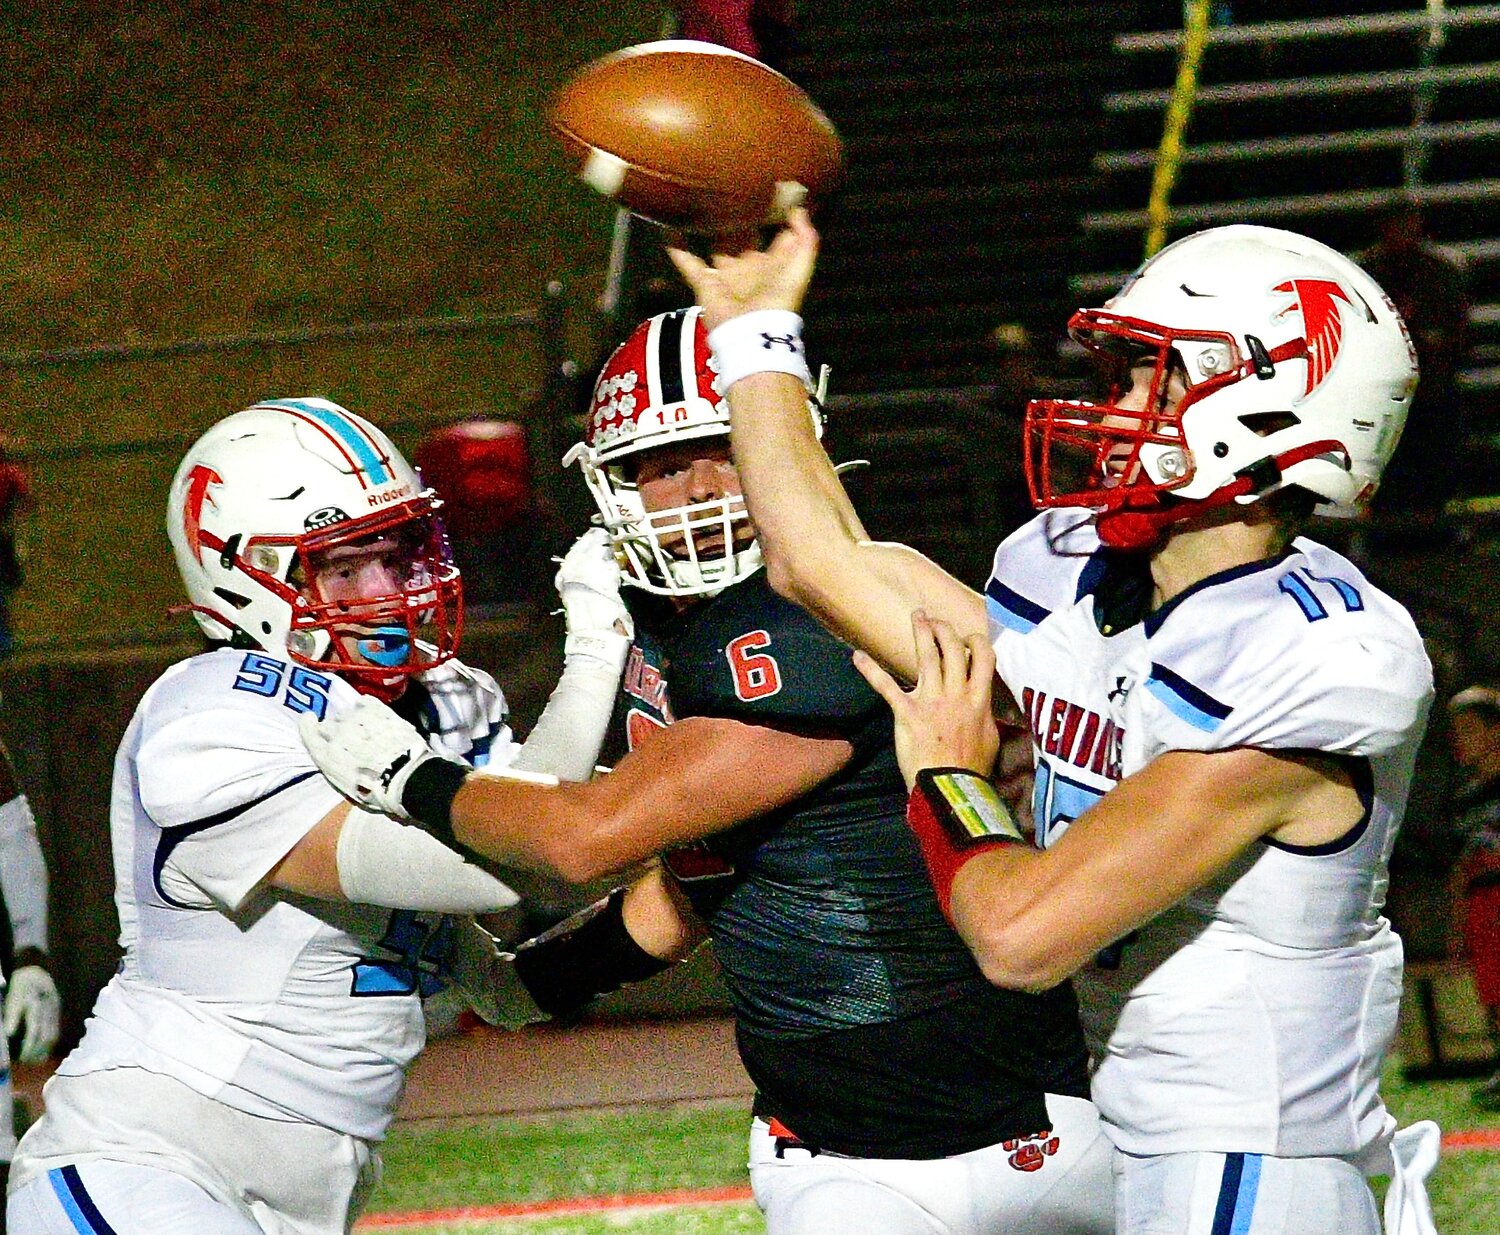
[5,400,628,1235]
[666,216,1441,1233]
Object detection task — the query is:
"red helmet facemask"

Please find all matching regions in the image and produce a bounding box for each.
[1023,309,1344,551]
[209,497,464,701]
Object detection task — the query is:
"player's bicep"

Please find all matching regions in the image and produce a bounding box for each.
[262,799,353,900]
[573,715,854,872]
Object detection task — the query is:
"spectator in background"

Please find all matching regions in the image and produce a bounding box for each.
[1447,684,1500,1110]
[1358,199,1472,526]
[673,0,797,68]
[0,448,31,659]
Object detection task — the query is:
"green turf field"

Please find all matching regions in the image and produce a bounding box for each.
[363,1061,1500,1234]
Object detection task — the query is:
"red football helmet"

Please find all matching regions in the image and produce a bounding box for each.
[565,306,823,596]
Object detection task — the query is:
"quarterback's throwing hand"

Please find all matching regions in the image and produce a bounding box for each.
[854,611,1001,789]
[3,962,60,1064]
[666,207,820,333]
[298,698,437,819]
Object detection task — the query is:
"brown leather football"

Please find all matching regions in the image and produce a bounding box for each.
[550,40,843,232]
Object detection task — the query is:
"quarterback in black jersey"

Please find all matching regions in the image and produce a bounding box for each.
[299,310,1112,1235]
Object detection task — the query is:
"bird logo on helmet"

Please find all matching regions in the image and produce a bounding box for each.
[167,398,464,698]
[566,306,825,598]
[1023,225,1419,550]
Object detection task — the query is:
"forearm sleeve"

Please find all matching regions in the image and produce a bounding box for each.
[0,794,48,953]
[336,808,520,913]
[509,647,626,783]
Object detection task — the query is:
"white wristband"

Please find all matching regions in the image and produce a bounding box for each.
[707,310,814,394]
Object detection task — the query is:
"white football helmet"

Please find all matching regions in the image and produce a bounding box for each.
[565,306,824,597]
[1024,225,1419,549]
[167,398,463,696]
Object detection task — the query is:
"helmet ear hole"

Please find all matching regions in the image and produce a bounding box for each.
[1239,411,1301,437]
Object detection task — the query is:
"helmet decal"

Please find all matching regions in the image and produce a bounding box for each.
[257,398,396,488]
[182,464,223,564]
[589,367,642,445]
[1272,278,1353,398]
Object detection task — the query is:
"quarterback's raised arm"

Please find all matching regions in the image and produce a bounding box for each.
[668,212,986,684]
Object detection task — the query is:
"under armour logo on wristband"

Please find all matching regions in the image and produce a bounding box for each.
[760,332,802,353]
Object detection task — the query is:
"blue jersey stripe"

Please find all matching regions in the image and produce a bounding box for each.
[1145,662,1232,732]
[152,770,321,908]
[1209,1151,1262,1235]
[50,1166,121,1235]
[267,398,393,485]
[986,578,1050,634]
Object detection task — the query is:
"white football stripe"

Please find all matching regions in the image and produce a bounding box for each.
[581,148,629,197]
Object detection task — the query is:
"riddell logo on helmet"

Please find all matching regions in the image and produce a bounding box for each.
[366,485,414,509]
[1272,278,1353,398]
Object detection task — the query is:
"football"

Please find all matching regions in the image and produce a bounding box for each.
[549,40,843,233]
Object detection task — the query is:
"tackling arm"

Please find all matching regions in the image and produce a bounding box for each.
[301,697,855,885]
[263,799,520,913]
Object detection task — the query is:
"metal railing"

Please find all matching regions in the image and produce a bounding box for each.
[0,284,578,652]
[1078,3,1500,391]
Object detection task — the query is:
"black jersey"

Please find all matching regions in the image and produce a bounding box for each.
[615,571,1089,1157]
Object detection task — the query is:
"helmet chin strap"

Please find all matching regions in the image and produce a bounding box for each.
[1094,440,1348,551]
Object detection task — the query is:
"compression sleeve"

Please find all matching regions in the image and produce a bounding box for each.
[509,647,626,783]
[335,809,520,913]
[0,794,47,953]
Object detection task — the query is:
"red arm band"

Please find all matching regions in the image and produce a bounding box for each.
[907,768,1024,923]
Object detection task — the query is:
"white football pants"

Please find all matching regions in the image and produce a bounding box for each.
[748,1093,1113,1235]
[1113,1147,1383,1235]
[6,1070,378,1235]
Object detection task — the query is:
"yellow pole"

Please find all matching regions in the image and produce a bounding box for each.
[1144,0,1212,258]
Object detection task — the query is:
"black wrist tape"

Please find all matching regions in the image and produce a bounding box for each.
[400,757,471,843]
[511,888,671,1020]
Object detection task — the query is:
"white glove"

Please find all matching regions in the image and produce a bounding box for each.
[298,697,441,820]
[555,527,633,670]
[4,964,60,1064]
[447,918,549,1031]
[1384,1120,1440,1235]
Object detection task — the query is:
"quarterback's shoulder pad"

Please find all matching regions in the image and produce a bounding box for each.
[670,581,880,732]
[986,510,1098,636]
[1142,543,1433,756]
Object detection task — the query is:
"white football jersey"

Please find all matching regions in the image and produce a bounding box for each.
[57,647,510,1142]
[987,511,1433,1160]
